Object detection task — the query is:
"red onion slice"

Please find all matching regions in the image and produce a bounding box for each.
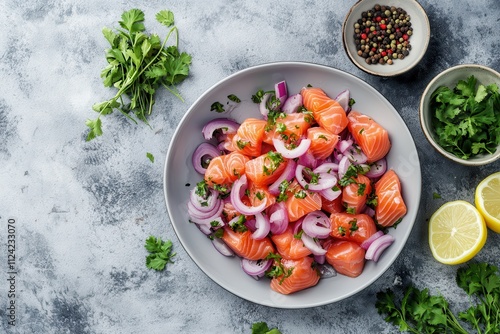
[295,165,337,191]
[268,159,297,195]
[197,223,212,235]
[365,234,395,262]
[302,211,331,239]
[273,138,311,159]
[320,187,342,201]
[202,118,240,140]
[365,158,387,179]
[281,94,303,114]
[345,146,368,164]
[335,89,350,112]
[314,254,326,265]
[188,201,225,225]
[189,188,219,213]
[301,233,327,256]
[241,258,273,277]
[259,93,272,118]
[230,175,267,215]
[187,200,222,220]
[313,162,339,174]
[298,150,319,169]
[338,139,353,153]
[360,230,384,250]
[252,212,271,240]
[292,218,304,235]
[192,142,221,174]
[268,202,289,235]
[337,155,352,180]
[275,80,288,107]
[212,237,235,257]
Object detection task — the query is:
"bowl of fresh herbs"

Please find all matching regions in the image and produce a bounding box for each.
[419,64,500,166]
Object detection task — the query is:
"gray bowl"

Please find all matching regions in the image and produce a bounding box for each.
[164,62,421,308]
[419,64,500,166]
[342,0,430,77]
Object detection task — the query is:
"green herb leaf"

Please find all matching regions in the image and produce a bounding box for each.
[87,9,191,141]
[430,75,500,159]
[251,322,282,334]
[156,10,174,27]
[146,152,154,163]
[145,236,176,271]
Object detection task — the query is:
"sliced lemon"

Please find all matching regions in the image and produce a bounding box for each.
[429,200,487,265]
[475,171,500,233]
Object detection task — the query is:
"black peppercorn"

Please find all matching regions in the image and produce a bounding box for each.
[352,3,413,65]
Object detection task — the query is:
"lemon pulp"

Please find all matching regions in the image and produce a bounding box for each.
[429,200,487,265]
[475,171,500,233]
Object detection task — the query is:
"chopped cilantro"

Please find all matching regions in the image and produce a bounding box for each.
[229,215,247,232]
[195,180,210,199]
[430,75,500,159]
[237,140,250,150]
[210,101,225,113]
[294,189,307,199]
[227,94,241,103]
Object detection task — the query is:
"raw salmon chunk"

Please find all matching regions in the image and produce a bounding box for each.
[307,127,339,160]
[221,226,275,260]
[245,151,288,187]
[347,111,391,163]
[329,212,377,245]
[264,112,313,145]
[204,152,249,188]
[341,174,372,214]
[301,87,349,135]
[232,118,267,157]
[374,169,407,227]
[270,256,320,294]
[325,240,365,277]
[247,180,275,210]
[271,226,312,260]
[284,180,322,222]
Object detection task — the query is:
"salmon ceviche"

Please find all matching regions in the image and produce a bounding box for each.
[188,81,407,295]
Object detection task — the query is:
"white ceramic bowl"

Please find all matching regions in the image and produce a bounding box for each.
[342,0,430,77]
[164,62,421,308]
[419,64,500,166]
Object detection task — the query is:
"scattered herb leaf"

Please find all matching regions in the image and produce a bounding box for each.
[145,236,176,271]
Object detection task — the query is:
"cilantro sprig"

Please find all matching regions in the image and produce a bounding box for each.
[251,322,282,334]
[145,235,176,271]
[86,9,192,141]
[430,75,500,159]
[376,262,500,333]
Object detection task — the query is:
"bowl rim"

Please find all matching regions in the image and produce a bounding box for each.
[419,63,500,166]
[342,0,430,77]
[163,61,422,308]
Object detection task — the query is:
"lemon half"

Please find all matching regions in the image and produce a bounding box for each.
[429,200,487,265]
[475,171,500,233]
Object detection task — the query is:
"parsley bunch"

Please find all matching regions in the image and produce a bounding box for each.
[145,236,176,271]
[376,262,500,333]
[86,9,192,141]
[430,75,500,159]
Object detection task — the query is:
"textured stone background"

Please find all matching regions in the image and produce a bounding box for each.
[0,0,499,333]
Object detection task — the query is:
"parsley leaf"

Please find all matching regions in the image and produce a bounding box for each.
[145,236,176,271]
[146,152,154,163]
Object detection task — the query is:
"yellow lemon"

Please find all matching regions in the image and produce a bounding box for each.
[428,200,487,265]
[475,171,500,233]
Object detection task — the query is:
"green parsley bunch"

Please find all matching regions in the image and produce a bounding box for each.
[86,9,192,141]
